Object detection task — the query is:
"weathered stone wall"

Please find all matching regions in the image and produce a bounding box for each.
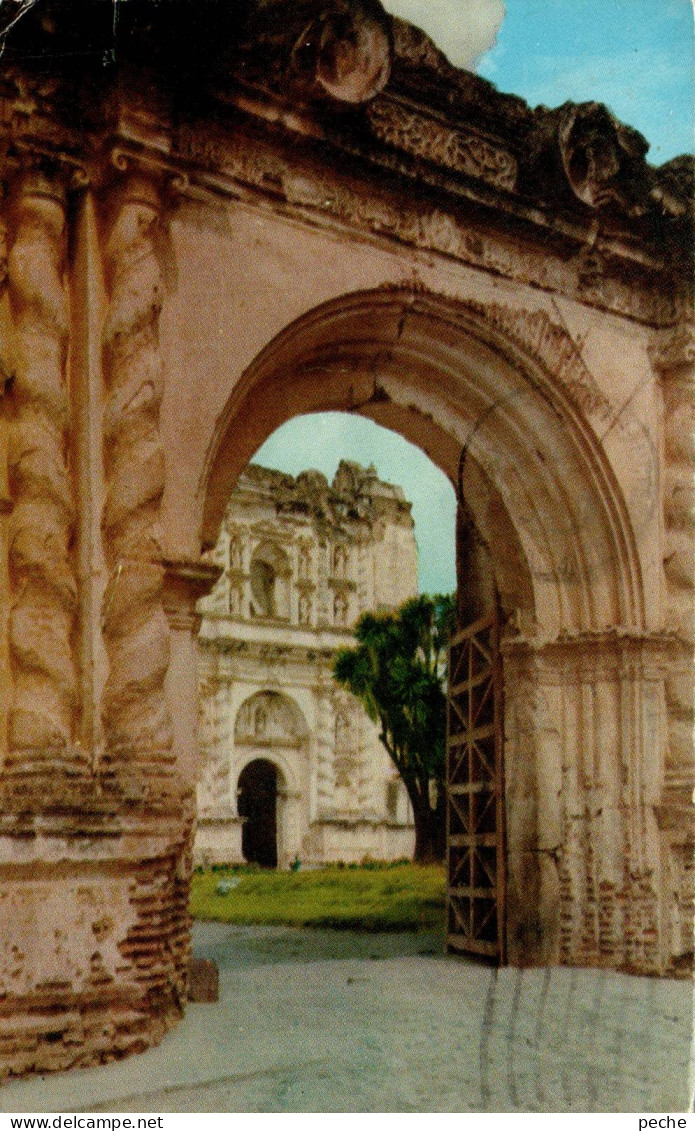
[503,633,673,973]
[0,780,194,1078]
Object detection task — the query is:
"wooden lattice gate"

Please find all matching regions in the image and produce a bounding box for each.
[446,611,506,961]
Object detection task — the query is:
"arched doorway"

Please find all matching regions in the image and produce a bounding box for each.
[195,287,653,971]
[238,758,281,868]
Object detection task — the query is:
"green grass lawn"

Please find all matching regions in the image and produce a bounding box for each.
[190,861,445,932]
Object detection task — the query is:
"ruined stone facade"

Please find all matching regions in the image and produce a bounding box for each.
[195,461,417,867]
[0,0,691,1079]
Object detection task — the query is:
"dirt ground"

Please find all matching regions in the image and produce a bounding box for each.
[1,924,692,1113]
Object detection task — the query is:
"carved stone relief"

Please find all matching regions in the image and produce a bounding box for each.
[366,98,517,192]
[235,690,306,747]
[523,101,651,215]
[333,703,360,801]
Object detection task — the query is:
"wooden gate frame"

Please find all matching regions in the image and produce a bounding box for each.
[446,610,506,961]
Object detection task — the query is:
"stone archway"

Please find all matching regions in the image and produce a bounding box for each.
[196,287,655,971]
[0,0,690,1079]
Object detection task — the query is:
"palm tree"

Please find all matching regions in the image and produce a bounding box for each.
[333,593,456,863]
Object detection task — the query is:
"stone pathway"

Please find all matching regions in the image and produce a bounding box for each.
[1,924,692,1113]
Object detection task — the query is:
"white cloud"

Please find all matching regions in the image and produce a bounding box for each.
[382,0,506,69]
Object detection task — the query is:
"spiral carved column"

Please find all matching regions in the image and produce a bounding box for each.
[101,174,173,774]
[5,171,81,773]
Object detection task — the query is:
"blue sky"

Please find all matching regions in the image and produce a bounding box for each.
[478,0,694,164]
[253,2,694,594]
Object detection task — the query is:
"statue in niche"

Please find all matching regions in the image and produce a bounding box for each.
[236,691,305,747]
[251,558,275,617]
[229,584,242,616]
[298,546,311,579]
[334,592,348,626]
[299,593,311,626]
[333,543,348,577]
[229,535,243,570]
[254,704,268,737]
[335,712,350,755]
[334,711,357,807]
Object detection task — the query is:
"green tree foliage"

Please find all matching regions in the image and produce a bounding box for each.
[333,593,456,863]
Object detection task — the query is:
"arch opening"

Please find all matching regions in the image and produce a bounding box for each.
[199,289,644,638]
[193,286,650,969]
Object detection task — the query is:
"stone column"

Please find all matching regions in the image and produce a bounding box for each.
[162,557,222,783]
[100,172,174,777]
[5,169,83,775]
[0,163,208,1079]
[504,631,672,974]
[70,186,110,771]
[650,323,695,971]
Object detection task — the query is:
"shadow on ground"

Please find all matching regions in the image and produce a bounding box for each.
[1,924,692,1113]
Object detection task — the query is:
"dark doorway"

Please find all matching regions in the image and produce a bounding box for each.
[238,759,279,868]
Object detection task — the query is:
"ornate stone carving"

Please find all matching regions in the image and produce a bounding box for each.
[172,114,675,326]
[235,0,392,105]
[235,690,305,747]
[557,101,650,214]
[522,100,652,217]
[333,705,359,794]
[461,300,612,420]
[366,98,517,192]
[100,173,173,773]
[649,323,695,374]
[650,154,695,220]
[5,170,81,771]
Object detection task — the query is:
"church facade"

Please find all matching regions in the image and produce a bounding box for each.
[195,461,419,867]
